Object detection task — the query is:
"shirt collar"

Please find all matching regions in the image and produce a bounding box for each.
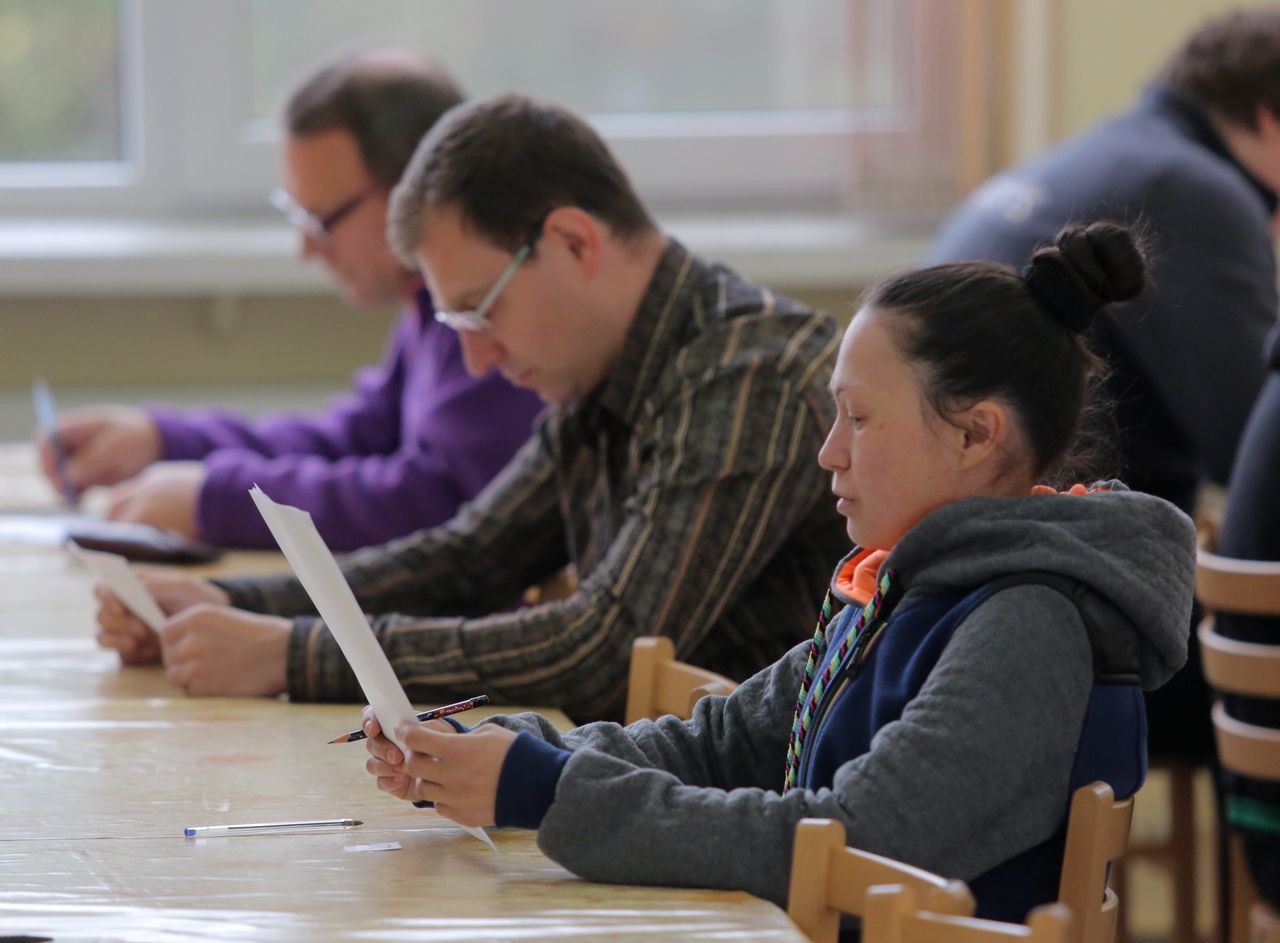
[592,237,699,424]
[1147,82,1279,215]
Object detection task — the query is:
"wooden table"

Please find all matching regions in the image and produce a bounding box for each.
[0,444,804,942]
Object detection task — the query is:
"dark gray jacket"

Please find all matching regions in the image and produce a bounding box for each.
[929,85,1278,513]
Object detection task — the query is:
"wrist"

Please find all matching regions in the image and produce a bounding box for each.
[493,730,570,829]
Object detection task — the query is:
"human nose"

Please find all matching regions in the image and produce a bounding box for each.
[298,231,324,261]
[817,421,847,472]
[458,330,503,378]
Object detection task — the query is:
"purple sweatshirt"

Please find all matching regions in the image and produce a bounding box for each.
[150,288,543,551]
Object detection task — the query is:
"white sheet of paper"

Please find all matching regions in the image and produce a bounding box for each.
[66,543,166,632]
[248,486,495,851]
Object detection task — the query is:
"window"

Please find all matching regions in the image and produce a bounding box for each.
[0,0,123,163]
[0,0,1007,227]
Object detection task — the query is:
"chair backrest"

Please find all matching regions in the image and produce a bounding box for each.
[1207,655,1280,789]
[1195,545,1280,617]
[1195,545,1280,943]
[862,884,1073,943]
[1198,619,1280,702]
[1195,546,1280,782]
[787,818,975,943]
[1056,781,1134,943]
[624,636,738,724]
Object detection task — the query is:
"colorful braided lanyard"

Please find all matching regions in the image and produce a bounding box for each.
[783,567,897,793]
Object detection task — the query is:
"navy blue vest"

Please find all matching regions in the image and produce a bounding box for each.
[799,573,1147,922]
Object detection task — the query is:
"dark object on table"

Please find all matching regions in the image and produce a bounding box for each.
[67,519,223,565]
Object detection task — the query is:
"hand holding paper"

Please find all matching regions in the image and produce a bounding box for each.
[248,485,495,850]
[67,542,167,632]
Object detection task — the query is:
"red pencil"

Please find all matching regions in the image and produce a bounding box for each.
[327,695,489,744]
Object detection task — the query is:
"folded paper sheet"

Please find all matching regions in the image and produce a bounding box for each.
[248,485,495,850]
[67,542,166,632]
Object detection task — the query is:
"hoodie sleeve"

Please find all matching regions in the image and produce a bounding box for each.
[486,586,1095,908]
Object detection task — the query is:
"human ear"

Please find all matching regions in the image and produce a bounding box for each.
[544,206,603,275]
[952,399,1009,468]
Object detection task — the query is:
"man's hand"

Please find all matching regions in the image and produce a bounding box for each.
[363,708,518,828]
[158,605,292,697]
[106,462,206,537]
[38,407,162,490]
[96,571,230,665]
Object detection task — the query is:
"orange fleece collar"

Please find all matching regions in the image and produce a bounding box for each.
[835,548,891,606]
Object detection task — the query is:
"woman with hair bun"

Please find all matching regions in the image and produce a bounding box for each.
[359,222,1195,924]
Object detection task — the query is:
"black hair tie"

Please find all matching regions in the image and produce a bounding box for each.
[1020,261,1095,334]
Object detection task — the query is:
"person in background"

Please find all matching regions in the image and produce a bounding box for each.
[1208,14,1280,913]
[92,94,849,719]
[926,9,1280,765]
[37,49,543,552]
[360,223,1193,924]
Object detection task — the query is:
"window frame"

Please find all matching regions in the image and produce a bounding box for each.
[0,0,1022,223]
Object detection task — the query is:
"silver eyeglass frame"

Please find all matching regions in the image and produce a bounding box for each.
[433,227,543,333]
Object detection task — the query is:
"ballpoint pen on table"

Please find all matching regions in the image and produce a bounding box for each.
[328,694,489,744]
[183,818,362,837]
[32,379,79,507]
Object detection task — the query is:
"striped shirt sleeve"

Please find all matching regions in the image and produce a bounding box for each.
[282,354,835,718]
[220,428,566,623]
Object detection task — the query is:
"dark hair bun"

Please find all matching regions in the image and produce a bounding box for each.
[1022,222,1147,333]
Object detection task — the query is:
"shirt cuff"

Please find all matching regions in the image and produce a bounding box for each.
[494,731,571,830]
[211,577,271,615]
[148,406,207,461]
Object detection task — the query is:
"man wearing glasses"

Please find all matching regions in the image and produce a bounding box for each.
[36,50,541,552]
[94,94,848,720]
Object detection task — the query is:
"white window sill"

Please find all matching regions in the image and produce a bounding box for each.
[0,216,929,296]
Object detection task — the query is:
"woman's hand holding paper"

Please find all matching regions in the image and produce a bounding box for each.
[363,708,517,828]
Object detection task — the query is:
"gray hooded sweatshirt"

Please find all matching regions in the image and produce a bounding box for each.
[484,484,1194,907]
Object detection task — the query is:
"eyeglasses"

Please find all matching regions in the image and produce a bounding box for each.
[269,186,374,244]
[433,225,544,333]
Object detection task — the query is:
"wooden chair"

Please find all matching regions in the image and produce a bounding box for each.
[1112,512,1225,943]
[1110,760,1198,943]
[788,781,1128,943]
[1196,546,1280,943]
[861,884,1073,943]
[1196,546,1280,620]
[786,818,975,943]
[1057,782,1134,943]
[624,636,738,724]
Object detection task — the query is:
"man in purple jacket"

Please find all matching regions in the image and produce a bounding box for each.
[36,50,543,552]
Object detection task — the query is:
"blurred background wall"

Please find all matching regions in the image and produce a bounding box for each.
[0,0,1266,436]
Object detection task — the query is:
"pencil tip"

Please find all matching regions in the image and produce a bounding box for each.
[327,734,348,744]
[352,820,363,827]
